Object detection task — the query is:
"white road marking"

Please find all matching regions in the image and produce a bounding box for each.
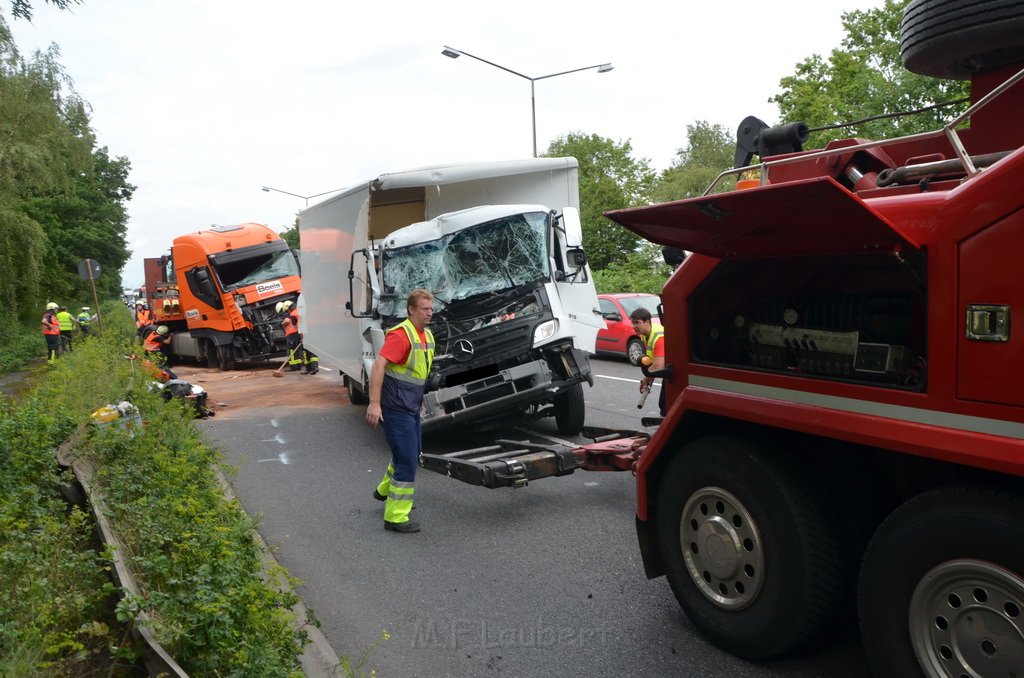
[258,453,290,464]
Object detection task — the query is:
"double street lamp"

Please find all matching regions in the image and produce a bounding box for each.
[441,46,613,158]
[261,185,347,206]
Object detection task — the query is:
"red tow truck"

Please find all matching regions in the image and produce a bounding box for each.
[422,3,1024,675]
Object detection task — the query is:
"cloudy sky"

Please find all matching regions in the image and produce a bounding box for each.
[8,0,885,287]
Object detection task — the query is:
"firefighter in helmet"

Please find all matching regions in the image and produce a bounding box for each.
[135,300,155,337]
[42,302,62,365]
[280,299,318,374]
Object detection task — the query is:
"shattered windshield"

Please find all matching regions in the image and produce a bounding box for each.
[217,249,299,290]
[382,211,549,314]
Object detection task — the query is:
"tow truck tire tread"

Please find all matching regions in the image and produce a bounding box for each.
[655,434,847,659]
[858,486,1024,677]
[901,0,1024,79]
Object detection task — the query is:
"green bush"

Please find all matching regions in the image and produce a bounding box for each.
[0,300,308,675]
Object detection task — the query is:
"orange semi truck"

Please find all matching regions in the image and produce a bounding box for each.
[142,222,301,369]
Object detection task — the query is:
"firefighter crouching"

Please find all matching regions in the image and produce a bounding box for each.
[278,300,318,375]
[143,325,177,379]
[134,300,154,338]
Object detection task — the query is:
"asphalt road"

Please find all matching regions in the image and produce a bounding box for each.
[199,356,870,677]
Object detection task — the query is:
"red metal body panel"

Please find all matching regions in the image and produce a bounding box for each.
[611,80,1024,523]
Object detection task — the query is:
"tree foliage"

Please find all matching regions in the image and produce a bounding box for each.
[7,0,80,21]
[543,133,655,271]
[653,121,735,203]
[0,15,134,329]
[770,0,969,148]
[593,242,673,295]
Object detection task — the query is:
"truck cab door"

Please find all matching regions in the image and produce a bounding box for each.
[553,207,603,352]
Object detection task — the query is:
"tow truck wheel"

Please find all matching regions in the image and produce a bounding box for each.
[626,338,645,366]
[553,382,585,435]
[656,435,846,659]
[858,487,1024,677]
[217,343,236,371]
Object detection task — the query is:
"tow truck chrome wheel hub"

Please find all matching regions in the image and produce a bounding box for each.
[909,559,1024,677]
[680,486,763,609]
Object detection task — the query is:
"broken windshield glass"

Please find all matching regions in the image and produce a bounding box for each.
[217,249,299,290]
[381,211,549,316]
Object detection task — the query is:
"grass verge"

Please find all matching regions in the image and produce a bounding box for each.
[0,303,309,675]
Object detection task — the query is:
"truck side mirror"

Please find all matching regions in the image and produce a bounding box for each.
[663,247,687,267]
[567,249,587,267]
[562,207,583,248]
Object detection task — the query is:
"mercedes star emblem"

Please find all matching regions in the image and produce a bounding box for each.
[453,338,475,362]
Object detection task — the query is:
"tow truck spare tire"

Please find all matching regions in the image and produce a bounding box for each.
[901,0,1024,79]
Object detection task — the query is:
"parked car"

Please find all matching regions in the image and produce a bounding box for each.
[596,293,661,365]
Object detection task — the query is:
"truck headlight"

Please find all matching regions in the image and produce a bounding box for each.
[533,319,557,345]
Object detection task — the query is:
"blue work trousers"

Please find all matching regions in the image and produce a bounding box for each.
[381,405,421,483]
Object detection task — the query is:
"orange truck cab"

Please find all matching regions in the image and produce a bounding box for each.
[143,222,301,369]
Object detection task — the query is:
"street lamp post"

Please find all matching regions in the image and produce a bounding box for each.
[261,186,347,206]
[442,46,613,158]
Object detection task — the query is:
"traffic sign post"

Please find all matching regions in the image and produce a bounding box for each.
[77,258,103,332]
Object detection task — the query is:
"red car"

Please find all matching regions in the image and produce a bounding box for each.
[596,293,661,365]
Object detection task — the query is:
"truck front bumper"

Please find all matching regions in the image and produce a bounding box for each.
[421,357,584,433]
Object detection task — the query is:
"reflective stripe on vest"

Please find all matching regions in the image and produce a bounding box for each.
[645,322,665,360]
[384,319,435,386]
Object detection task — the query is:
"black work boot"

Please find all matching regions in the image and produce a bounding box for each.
[384,520,420,533]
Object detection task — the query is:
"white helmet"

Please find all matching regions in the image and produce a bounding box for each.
[82,307,90,311]
[156,325,169,336]
[281,300,293,310]
[275,301,284,313]
[46,302,59,311]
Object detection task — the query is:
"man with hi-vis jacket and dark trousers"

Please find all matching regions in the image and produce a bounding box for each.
[365,288,435,534]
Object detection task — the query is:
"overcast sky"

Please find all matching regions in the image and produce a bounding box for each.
[8,0,885,287]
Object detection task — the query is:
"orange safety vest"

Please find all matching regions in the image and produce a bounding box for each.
[42,311,61,336]
[136,308,155,328]
[283,308,299,336]
[143,329,164,352]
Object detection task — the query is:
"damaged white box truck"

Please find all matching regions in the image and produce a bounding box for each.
[297,158,604,434]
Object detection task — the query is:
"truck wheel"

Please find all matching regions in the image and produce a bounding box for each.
[553,382,585,435]
[347,376,369,405]
[858,487,1024,677]
[206,341,219,369]
[217,343,236,371]
[655,435,846,659]
[901,0,1024,79]
[627,338,645,366]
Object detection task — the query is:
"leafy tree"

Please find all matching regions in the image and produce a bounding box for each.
[771,0,969,148]
[0,15,134,326]
[7,0,80,21]
[593,242,673,295]
[543,133,656,271]
[279,220,299,250]
[653,121,735,203]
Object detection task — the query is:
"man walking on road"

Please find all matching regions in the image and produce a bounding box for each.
[365,288,435,534]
